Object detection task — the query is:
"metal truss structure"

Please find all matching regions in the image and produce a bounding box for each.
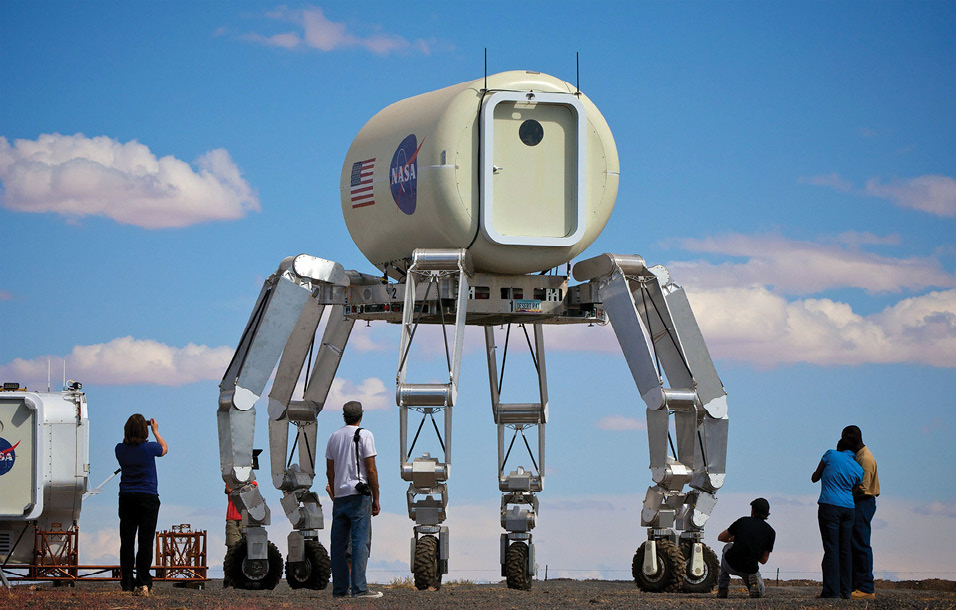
[0,522,207,587]
[217,248,728,592]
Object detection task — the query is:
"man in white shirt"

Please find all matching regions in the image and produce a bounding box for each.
[325,401,382,599]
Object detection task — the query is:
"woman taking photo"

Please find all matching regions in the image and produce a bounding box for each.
[115,414,168,597]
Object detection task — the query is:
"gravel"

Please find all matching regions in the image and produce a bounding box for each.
[5,578,955,610]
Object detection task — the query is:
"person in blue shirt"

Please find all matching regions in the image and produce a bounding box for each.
[811,438,863,599]
[115,414,168,597]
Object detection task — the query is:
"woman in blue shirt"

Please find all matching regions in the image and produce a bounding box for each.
[115,414,167,597]
[812,438,863,599]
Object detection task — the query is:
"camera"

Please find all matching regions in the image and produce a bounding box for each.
[355,481,371,496]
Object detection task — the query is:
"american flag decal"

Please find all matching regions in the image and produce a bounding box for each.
[350,158,375,208]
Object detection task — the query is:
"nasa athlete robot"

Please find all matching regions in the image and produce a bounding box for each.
[217,71,728,593]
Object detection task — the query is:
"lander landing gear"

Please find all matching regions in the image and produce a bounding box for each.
[222,536,284,590]
[216,249,727,592]
[285,539,331,589]
[632,537,719,593]
[573,254,728,594]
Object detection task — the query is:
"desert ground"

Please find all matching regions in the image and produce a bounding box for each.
[4,578,955,610]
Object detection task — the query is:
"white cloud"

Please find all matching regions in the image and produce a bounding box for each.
[326,377,389,411]
[78,527,120,565]
[595,415,646,431]
[347,325,393,352]
[0,337,235,387]
[914,499,956,518]
[245,7,430,56]
[802,171,956,217]
[833,231,901,247]
[79,502,223,568]
[865,175,956,217]
[0,133,259,228]
[687,286,956,368]
[545,287,956,369]
[669,233,956,295]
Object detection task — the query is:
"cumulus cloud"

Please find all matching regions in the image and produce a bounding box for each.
[802,172,956,217]
[668,233,955,295]
[245,7,430,56]
[595,415,646,431]
[548,233,956,366]
[546,287,956,368]
[0,337,234,387]
[78,528,119,565]
[347,325,393,352]
[914,500,956,518]
[325,376,389,411]
[687,286,956,368]
[0,133,259,228]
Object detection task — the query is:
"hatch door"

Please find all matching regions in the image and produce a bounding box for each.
[480,91,586,247]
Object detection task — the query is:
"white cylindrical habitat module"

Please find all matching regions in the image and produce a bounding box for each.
[0,387,90,563]
[341,70,619,276]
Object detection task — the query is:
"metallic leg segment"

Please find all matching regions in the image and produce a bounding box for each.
[218,255,349,565]
[272,305,355,562]
[398,249,471,579]
[484,323,547,584]
[573,253,728,588]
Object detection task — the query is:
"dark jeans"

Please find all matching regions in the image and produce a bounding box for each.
[119,492,160,590]
[818,502,854,598]
[331,494,372,597]
[852,496,877,593]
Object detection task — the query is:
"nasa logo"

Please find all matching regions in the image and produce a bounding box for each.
[389,134,425,215]
[0,437,18,476]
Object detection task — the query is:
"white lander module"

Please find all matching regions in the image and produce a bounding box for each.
[0,382,90,586]
[217,71,727,593]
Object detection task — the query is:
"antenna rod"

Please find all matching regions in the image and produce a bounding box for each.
[48,359,51,392]
[576,52,580,95]
[484,48,487,91]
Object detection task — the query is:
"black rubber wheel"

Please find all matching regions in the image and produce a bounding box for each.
[223,536,283,590]
[632,539,684,592]
[505,541,532,591]
[413,535,442,591]
[680,541,719,593]
[286,540,331,590]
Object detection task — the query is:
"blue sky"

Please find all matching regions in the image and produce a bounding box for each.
[2,1,954,583]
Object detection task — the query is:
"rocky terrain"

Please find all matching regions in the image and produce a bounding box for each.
[4,578,955,610]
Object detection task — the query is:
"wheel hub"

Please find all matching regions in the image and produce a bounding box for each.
[643,559,665,582]
[242,558,268,580]
[291,560,312,581]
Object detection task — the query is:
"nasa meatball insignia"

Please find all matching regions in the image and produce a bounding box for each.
[0,437,19,476]
[390,134,425,215]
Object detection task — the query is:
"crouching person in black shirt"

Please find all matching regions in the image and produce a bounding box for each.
[716,497,776,598]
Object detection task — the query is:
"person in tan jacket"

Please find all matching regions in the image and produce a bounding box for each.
[842,425,879,600]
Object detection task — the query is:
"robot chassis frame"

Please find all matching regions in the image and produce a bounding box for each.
[217,248,728,592]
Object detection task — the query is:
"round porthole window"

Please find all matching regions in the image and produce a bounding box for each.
[519,119,544,146]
